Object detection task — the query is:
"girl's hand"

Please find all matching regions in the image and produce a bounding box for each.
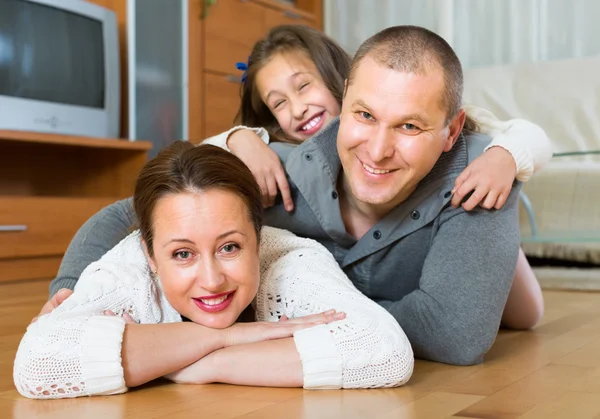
[451,146,517,211]
[223,309,345,347]
[228,129,294,212]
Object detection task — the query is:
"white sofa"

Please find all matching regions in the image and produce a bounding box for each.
[463,56,600,288]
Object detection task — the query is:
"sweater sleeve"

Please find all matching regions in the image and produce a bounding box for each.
[255,227,414,389]
[464,104,553,182]
[14,234,153,399]
[201,126,270,152]
[377,182,522,366]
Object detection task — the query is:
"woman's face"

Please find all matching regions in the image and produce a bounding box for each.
[255,51,341,142]
[145,189,260,329]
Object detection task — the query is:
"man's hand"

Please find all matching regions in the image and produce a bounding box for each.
[228,129,294,212]
[31,288,73,324]
[451,146,517,211]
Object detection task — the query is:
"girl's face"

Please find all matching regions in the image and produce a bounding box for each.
[255,51,341,142]
[145,189,260,329]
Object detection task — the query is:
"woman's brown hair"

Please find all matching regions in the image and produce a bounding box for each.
[235,24,351,143]
[133,141,263,256]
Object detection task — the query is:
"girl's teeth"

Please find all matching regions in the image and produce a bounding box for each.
[362,163,391,174]
[302,115,322,131]
[200,295,228,305]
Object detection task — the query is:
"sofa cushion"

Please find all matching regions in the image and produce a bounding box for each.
[463,56,600,153]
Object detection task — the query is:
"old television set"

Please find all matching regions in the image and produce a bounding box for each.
[0,0,120,138]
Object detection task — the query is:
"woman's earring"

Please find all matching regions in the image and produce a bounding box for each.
[151,270,158,282]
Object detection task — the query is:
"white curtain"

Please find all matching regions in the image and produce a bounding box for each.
[324,0,600,69]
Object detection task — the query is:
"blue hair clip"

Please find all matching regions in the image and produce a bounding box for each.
[235,56,250,83]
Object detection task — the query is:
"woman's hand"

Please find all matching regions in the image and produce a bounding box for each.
[165,310,345,385]
[451,146,517,211]
[103,310,137,323]
[278,310,346,323]
[223,309,345,347]
[228,129,294,212]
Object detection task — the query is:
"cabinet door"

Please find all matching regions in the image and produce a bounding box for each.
[0,197,117,259]
[263,7,315,31]
[203,72,243,138]
[204,0,266,75]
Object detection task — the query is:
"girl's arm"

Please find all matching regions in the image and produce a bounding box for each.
[201,126,270,151]
[203,127,294,212]
[453,105,554,211]
[167,227,414,389]
[464,104,553,181]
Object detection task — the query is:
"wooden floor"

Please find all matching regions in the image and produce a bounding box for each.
[2,280,600,419]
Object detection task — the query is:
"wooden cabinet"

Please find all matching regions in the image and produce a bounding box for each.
[204,72,245,137]
[0,131,151,282]
[204,0,266,76]
[190,0,323,140]
[0,0,321,282]
[263,6,315,29]
[86,0,322,142]
[0,197,117,259]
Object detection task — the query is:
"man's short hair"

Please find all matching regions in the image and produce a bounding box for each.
[348,25,463,125]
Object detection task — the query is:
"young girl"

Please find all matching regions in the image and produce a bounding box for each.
[202,25,549,330]
[14,143,413,399]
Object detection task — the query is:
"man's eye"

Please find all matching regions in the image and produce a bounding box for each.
[403,123,418,130]
[174,250,192,260]
[360,111,373,120]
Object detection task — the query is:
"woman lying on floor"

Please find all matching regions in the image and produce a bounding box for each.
[14,142,413,399]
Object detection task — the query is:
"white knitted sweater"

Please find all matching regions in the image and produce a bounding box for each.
[14,226,413,399]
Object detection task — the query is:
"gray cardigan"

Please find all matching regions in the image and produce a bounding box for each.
[50,119,521,366]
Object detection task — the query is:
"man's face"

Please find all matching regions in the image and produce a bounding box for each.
[337,56,464,214]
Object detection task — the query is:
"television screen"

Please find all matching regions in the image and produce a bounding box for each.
[0,0,105,109]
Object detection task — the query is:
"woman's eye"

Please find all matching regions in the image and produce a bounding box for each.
[174,250,192,260]
[220,243,240,254]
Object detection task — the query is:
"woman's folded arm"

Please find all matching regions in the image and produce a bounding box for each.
[256,227,415,389]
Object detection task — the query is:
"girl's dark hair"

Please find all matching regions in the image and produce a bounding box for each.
[134,141,263,256]
[235,25,351,143]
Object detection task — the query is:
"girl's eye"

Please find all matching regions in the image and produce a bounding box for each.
[273,100,285,109]
[220,243,240,255]
[299,82,309,90]
[174,250,192,260]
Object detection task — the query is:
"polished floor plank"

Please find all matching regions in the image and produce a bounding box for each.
[2,279,600,418]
